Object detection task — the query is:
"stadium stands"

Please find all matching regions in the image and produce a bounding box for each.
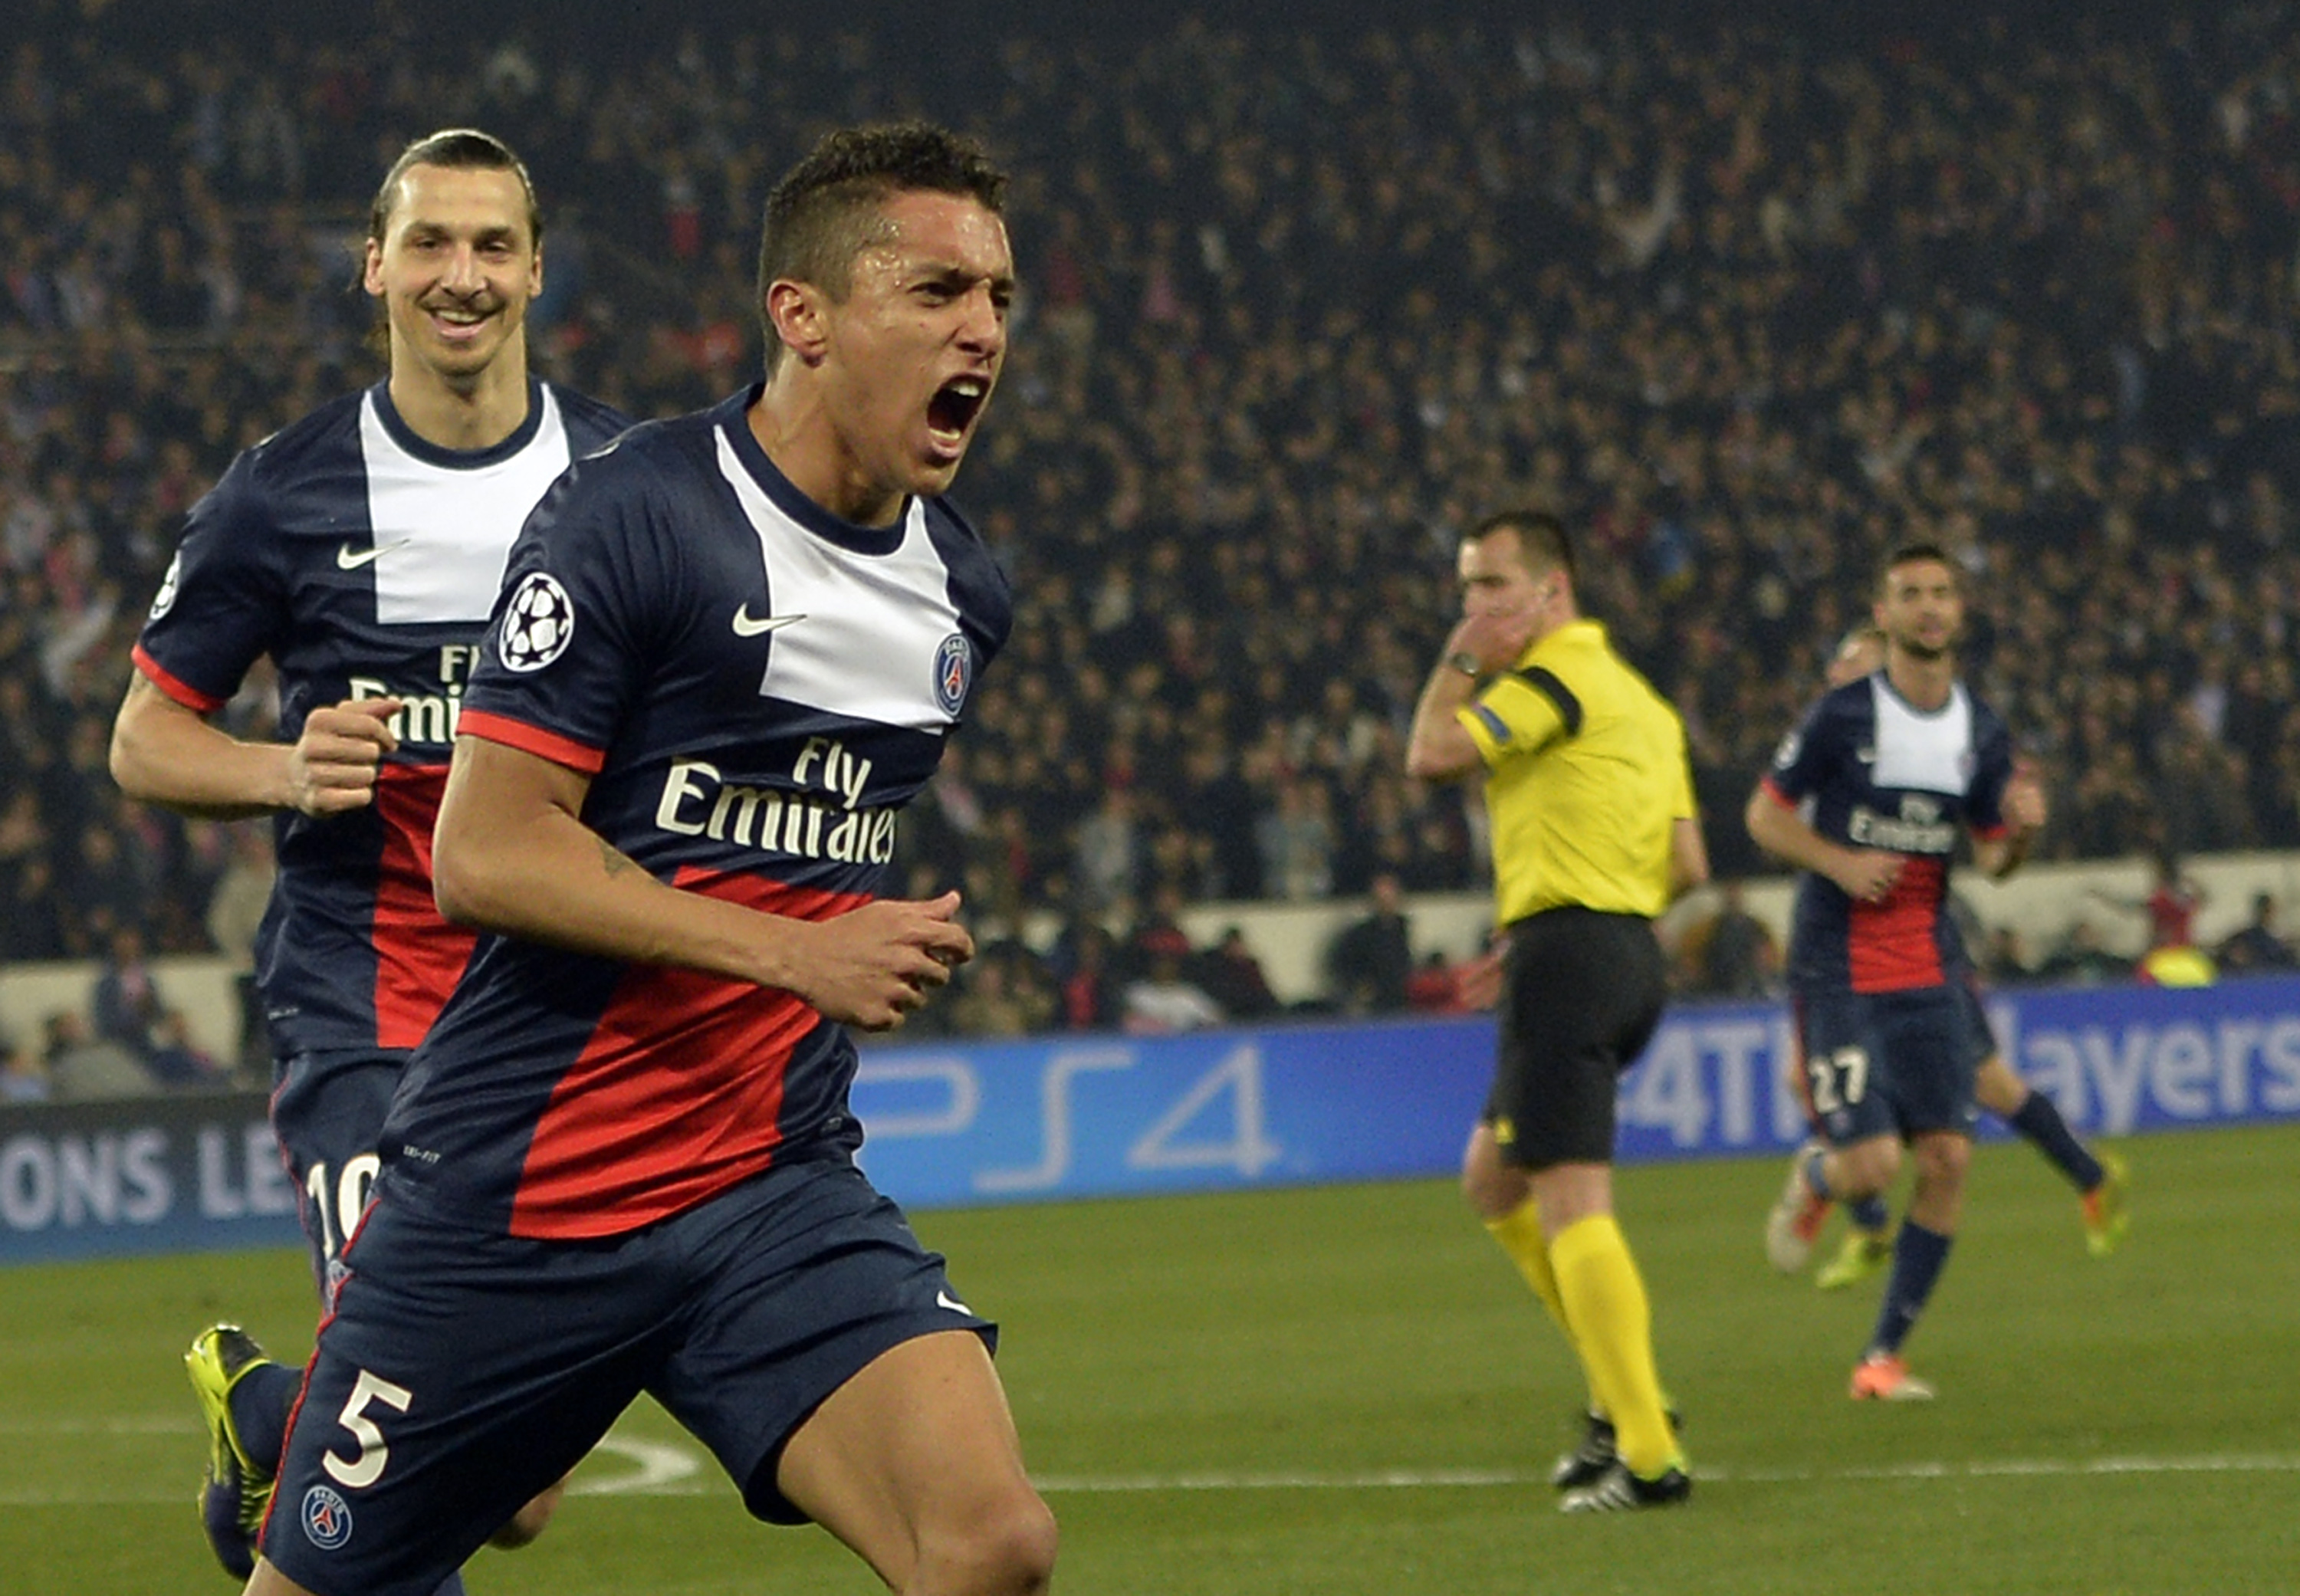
[2,3,2295,1033]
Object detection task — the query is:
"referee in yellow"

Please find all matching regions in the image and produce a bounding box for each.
[1406,509,1708,1513]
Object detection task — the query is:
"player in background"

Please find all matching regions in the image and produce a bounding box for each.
[1744,546,2047,1401]
[1776,627,2129,1292]
[240,120,1055,1596]
[1406,509,1708,1512]
[2088,846,2211,975]
[110,129,631,1585]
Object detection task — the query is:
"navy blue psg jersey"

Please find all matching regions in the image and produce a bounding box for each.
[1759,671,2016,995]
[383,386,1012,1240]
[132,379,632,1059]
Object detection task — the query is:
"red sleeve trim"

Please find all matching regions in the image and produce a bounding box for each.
[456,708,607,775]
[1757,774,1798,809]
[132,644,227,713]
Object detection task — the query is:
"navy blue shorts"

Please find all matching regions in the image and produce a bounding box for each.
[260,1154,995,1596]
[1953,980,1999,1072]
[1794,987,1982,1146]
[1788,981,1996,1133]
[271,1052,405,1302]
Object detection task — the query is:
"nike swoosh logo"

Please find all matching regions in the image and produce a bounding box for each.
[731,606,806,638]
[336,540,409,570]
[935,1290,974,1315]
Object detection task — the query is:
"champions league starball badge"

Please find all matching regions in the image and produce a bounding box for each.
[149,552,182,621]
[498,572,576,672]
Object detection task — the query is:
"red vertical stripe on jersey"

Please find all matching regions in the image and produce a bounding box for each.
[1847,855,1947,993]
[508,869,872,1240]
[370,764,476,1049]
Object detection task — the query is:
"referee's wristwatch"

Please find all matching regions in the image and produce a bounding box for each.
[1445,650,1482,679]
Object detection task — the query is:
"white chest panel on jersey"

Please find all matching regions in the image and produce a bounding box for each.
[714,429,963,733]
[360,388,573,625]
[1869,677,1975,796]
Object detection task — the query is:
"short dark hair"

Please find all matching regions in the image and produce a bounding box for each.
[1468,509,1576,586]
[754,120,1007,369]
[1879,541,1956,595]
[368,128,541,250]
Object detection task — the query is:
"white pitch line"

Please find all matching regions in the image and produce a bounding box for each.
[1684,1453,2300,1486]
[566,1436,705,1496]
[1035,1467,1532,1493]
[1028,1453,2300,1494]
[5,1423,2294,1509]
[0,1416,199,1436]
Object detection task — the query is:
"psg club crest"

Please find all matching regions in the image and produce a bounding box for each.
[933,632,972,716]
[302,1483,353,1550]
[149,552,182,621]
[498,572,576,672]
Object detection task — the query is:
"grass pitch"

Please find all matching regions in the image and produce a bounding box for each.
[5,1123,2295,1594]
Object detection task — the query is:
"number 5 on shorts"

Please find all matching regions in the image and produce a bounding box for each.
[1806,1045,1870,1117]
[323,1368,413,1489]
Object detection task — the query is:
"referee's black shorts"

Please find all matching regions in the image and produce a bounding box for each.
[1484,905,1667,1171]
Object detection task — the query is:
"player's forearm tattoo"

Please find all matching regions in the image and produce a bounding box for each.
[596,836,639,878]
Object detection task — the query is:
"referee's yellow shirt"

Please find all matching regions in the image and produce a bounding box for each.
[1454,618,1694,924]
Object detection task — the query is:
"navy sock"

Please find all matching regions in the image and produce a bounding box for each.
[1848,1194,1892,1233]
[1801,1146,1832,1201]
[2009,1090,2103,1193]
[431,1574,468,1596]
[1866,1220,1952,1357]
[225,1361,304,1476]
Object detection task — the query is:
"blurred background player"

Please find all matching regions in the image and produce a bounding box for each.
[2216,891,2298,975]
[1746,546,2046,1401]
[1406,509,1708,1512]
[1777,626,2130,1289]
[242,120,1056,1596]
[110,128,631,1584]
[2088,846,2207,957]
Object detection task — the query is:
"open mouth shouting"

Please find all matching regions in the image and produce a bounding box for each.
[925,374,991,456]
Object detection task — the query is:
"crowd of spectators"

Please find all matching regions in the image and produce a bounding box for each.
[3,4,2298,1039]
